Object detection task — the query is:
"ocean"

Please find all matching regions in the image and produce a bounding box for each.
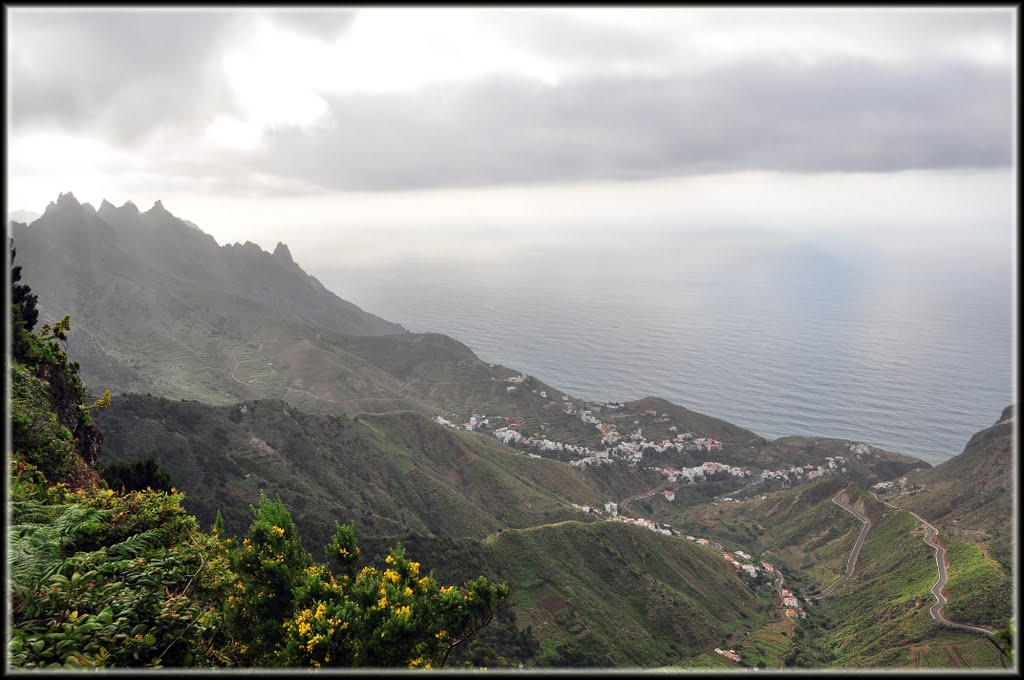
[316,230,1015,467]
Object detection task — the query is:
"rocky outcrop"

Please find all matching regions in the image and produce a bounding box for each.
[37,362,104,469]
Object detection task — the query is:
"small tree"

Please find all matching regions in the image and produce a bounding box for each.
[224,492,312,665]
[10,240,40,360]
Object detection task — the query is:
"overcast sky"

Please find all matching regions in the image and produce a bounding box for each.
[6,6,1017,264]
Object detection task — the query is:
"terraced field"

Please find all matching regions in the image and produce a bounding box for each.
[907,634,1006,669]
[229,342,280,387]
[734,617,796,668]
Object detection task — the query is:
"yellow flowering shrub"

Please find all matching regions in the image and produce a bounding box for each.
[280,524,509,668]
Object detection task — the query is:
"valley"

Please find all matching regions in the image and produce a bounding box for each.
[10,195,1015,670]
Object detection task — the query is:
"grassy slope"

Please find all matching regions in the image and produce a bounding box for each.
[355,520,772,666]
[95,395,611,550]
[478,520,767,667]
[905,632,1008,669]
[816,506,942,667]
[941,539,1012,629]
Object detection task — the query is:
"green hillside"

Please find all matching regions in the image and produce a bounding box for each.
[481,520,768,667]
[676,478,868,591]
[812,507,938,667]
[356,522,772,667]
[95,396,612,550]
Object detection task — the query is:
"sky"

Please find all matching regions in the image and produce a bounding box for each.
[5,6,1018,268]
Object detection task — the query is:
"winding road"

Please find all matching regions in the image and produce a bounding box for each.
[619,480,673,511]
[870,492,994,637]
[811,488,872,600]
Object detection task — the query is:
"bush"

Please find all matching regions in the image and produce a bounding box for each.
[101,457,172,493]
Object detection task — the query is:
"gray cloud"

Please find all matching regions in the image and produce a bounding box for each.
[9,10,249,143]
[252,56,1012,191]
[267,9,356,42]
[7,8,1015,194]
[477,9,683,65]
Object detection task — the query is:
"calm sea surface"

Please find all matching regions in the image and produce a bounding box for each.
[317,234,1015,466]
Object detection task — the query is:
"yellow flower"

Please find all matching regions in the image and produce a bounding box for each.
[409,561,420,576]
[271,526,285,537]
[404,586,413,597]
[440,586,454,595]
[384,569,400,584]
[385,554,395,564]
[378,595,388,608]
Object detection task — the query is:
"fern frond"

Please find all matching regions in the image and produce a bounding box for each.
[107,528,168,560]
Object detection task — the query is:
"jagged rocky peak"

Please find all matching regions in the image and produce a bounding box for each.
[56,191,80,207]
[44,191,82,215]
[146,199,169,214]
[272,241,295,265]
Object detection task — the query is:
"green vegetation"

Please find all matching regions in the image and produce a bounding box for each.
[9,461,508,669]
[95,397,607,549]
[907,633,1008,669]
[9,465,234,668]
[735,619,794,669]
[100,457,172,492]
[942,539,1011,629]
[675,478,863,590]
[479,520,765,667]
[812,508,941,667]
[11,363,78,481]
[670,651,741,669]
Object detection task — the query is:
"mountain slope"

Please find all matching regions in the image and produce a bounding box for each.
[898,405,1014,564]
[10,193,406,404]
[351,521,771,667]
[95,395,611,549]
[889,406,1014,629]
